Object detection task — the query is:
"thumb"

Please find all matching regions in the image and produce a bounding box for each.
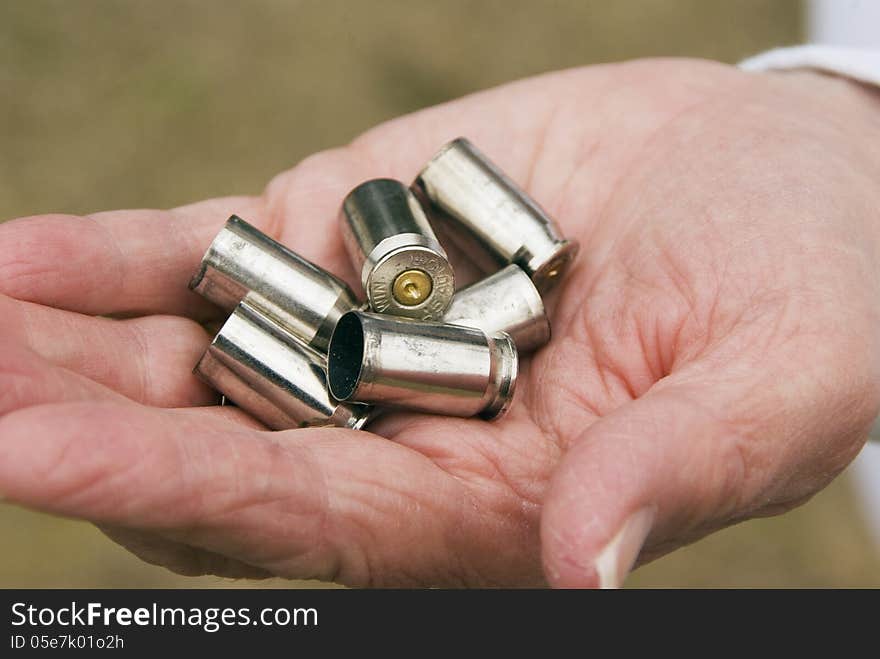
[540,346,876,588]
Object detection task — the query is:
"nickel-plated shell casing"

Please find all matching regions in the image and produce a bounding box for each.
[194,297,372,430]
[444,264,550,353]
[189,215,359,352]
[339,178,454,320]
[413,137,578,292]
[327,310,517,420]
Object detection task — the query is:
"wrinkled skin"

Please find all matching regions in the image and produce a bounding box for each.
[1,59,879,587]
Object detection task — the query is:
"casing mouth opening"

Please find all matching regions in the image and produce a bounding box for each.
[327,312,366,401]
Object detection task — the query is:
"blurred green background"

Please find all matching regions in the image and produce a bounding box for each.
[1,0,877,587]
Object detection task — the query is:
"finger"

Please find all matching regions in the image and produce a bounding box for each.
[0,196,265,319]
[540,328,879,588]
[0,342,126,416]
[204,404,269,431]
[0,402,519,586]
[6,318,271,580]
[99,526,273,580]
[2,295,216,407]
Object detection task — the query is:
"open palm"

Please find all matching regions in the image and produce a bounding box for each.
[2,59,879,587]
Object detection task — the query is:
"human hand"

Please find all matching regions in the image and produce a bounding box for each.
[1,59,879,587]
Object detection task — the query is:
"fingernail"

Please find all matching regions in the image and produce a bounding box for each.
[595,506,655,589]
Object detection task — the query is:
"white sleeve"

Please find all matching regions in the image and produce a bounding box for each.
[740,45,880,88]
